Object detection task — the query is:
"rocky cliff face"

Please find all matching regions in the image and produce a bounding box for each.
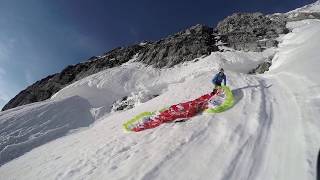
[215,13,288,52]
[2,12,293,111]
[2,24,220,111]
[137,24,218,68]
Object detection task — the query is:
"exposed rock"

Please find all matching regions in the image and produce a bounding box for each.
[249,61,272,74]
[112,96,134,111]
[4,10,314,111]
[137,24,218,67]
[287,12,320,21]
[215,13,289,52]
[269,12,320,23]
[249,55,273,74]
[3,25,219,111]
[111,93,159,112]
[2,45,143,111]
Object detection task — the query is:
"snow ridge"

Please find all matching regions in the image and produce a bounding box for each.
[289,0,320,13]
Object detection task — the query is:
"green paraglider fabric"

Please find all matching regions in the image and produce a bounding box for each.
[204,86,234,113]
[123,111,155,132]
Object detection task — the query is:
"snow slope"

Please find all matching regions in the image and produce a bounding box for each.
[0,19,319,180]
[0,96,94,166]
[289,0,320,13]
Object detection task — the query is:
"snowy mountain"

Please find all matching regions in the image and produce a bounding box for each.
[2,11,289,111]
[1,2,320,180]
[289,0,320,13]
[283,0,320,22]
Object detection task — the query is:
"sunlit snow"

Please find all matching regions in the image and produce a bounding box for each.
[0,18,319,180]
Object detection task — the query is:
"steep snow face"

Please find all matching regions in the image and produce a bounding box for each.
[0,96,94,166]
[0,19,319,180]
[265,19,320,180]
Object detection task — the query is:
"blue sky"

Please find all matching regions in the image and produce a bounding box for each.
[0,0,315,108]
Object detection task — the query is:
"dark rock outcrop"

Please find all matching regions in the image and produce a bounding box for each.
[249,61,272,74]
[287,12,320,21]
[137,24,218,67]
[111,94,159,112]
[248,54,274,74]
[215,13,289,52]
[1,45,143,111]
[269,11,320,24]
[3,12,293,111]
[2,25,219,111]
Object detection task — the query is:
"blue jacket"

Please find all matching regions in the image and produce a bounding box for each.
[212,72,226,85]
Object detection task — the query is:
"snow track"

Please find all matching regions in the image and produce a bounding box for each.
[220,77,273,180]
[261,76,308,180]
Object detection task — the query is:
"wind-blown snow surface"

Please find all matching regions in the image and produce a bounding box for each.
[0,96,94,166]
[0,19,319,180]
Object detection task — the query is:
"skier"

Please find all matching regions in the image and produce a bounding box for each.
[212,68,226,93]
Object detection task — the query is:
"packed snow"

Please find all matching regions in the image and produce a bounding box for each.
[0,18,319,180]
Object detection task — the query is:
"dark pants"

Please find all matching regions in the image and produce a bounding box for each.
[213,82,222,92]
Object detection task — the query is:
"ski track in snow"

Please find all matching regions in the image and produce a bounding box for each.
[0,19,320,180]
[221,77,272,180]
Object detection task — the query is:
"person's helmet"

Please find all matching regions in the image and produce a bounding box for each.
[219,68,224,73]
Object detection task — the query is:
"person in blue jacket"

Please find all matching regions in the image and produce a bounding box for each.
[212,68,226,92]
